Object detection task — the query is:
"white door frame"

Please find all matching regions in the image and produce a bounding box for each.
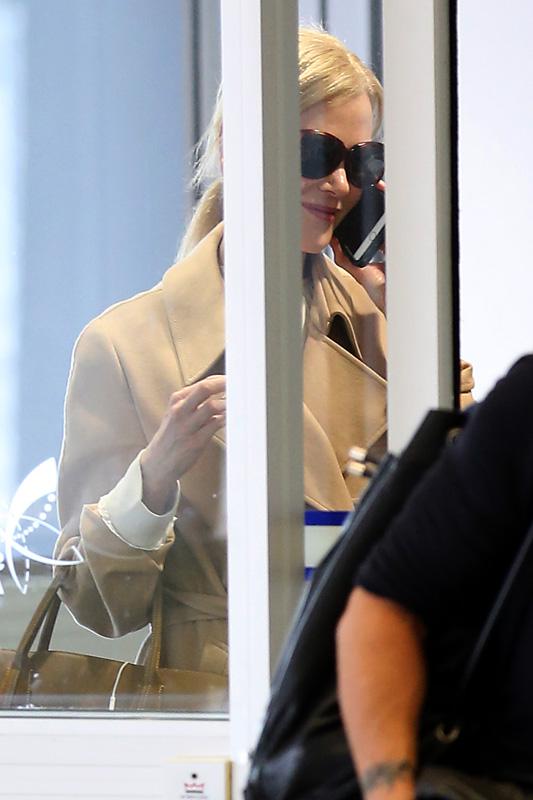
[0,3,455,798]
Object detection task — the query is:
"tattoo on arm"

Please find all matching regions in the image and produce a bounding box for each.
[360,760,415,795]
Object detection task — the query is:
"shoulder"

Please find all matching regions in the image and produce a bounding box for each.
[89,282,165,335]
[75,222,224,354]
[71,283,165,364]
[475,355,533,425]
[500,354,533,393]
[451,355,533,506]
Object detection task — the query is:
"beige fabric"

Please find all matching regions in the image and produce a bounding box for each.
[55,222,472,673]
[98,450,179,549]
[459,359,475,407]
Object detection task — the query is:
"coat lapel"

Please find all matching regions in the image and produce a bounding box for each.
[303,254,387,510]
[309,253,387,378]
[161,223,226,386]
[161,224,227,526]
[161,236,387,513]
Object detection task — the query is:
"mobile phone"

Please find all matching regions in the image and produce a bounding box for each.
[333,186,385,267]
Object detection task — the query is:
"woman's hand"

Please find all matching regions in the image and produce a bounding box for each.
[331,180,386,315]
[140,375,226,514]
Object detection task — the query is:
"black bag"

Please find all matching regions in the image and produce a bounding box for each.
[245,408,533,800]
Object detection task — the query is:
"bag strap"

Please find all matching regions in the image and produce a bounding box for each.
[12,571,64,669]
[36,589,62,651]
[140,580,164,698]
[0,572,64,702]
[459,516,533,698]
[429,516,533,748]
[0,571,165,705]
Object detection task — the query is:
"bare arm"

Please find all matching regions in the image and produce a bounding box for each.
[336,586,427,800]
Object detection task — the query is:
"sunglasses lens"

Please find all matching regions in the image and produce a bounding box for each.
[301,131,344,179]
[346,142,385,188]
[301,133,384,187]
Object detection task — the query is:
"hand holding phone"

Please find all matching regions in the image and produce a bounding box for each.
[333,185,385,267]
[332,184,386,313]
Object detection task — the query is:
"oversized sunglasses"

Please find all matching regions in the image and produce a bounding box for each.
[300,130,384,189]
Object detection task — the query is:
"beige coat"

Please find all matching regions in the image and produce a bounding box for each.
[55,223,471,674]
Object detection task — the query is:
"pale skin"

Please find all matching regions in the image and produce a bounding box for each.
[336,587,427,800]
[140,92,385,514]
[140,375,226,514]
[300,94,386,314]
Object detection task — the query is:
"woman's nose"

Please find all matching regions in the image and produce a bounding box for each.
[327,165,350,196]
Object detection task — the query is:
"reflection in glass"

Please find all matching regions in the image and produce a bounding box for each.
[0,0,225,714]
[296,12,387,512]
[1,0,398,713]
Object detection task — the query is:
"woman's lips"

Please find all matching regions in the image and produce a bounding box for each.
[302,203,337,224]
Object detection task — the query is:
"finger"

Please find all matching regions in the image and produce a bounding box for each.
[201,374,226,392]
[170,375,226,405]
[186,397,226,434]
[375,178,386,192]
[178,375,226,413]
[190,414,226,450]
[201,413,226,437]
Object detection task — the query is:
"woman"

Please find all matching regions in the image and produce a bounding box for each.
[55,29,473,685]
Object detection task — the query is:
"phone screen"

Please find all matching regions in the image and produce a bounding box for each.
[333,187,385,267]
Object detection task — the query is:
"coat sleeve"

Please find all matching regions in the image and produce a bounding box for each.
[54,316,175,638]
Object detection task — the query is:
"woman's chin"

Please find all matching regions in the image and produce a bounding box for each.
[301,236,332,255]
[301,222,335,254]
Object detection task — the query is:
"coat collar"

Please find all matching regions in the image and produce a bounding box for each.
[162,223,226,386]
[309,253,387,378]
[162,226,386,511]
[161,225,380,385]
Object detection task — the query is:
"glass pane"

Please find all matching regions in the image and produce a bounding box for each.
[298,1,387,573]
[0,0,226,714]
[457,0,533,400]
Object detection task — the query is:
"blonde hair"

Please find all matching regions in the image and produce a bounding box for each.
[178,27,383,259]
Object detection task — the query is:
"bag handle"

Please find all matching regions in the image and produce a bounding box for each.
[140,576,165,698]
[0,571,165,705]
[0,573,64,701]
[12,572,64,669]
[35,584,62,652]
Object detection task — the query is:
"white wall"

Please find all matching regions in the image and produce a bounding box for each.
[458,1,533,399]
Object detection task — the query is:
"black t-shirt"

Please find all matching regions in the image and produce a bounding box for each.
[355,355,533,784]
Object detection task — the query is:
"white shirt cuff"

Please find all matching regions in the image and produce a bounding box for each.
[97,451,180,550]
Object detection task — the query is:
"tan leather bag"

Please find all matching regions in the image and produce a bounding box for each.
[0,573,228,712]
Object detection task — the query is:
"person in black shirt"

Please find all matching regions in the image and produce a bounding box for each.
[337,356,533,800]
